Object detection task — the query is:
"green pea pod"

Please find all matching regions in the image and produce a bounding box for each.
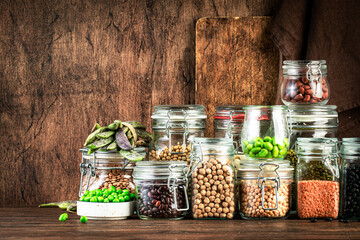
[106,141,118,151]
[119,149,144,161]
[125,121,146,129]
[87,137,115,154]
[91,123,101,132]
[272,146,279,158]
[84,127,108,146]
[258,149,268,158]
[280,149,288,156]
[108,122,119,131]
[264,136,271,142]
[39,201,76,210]
[126,130,133,139]
[264,142,273,151]
[247,144,254,151]
[250,147,261,154]
[255,141,263,148]
[96,131,116,139]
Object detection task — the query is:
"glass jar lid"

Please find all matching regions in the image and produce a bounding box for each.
[341,138,360,155]
[237,160,293,179]
[191,137,235,155]
[214,105,245,121]
[296,138,338,155]
[244,105,288,111]
[283,60,327,75]
[133,161,187,180]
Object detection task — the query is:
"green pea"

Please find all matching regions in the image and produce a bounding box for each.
[79,196,85,201]
[264,136,271,142]
[84,196,91,202]
[84,190,90,196]
[108,195,114,202]
[80,216,88,223]
[255,137,263,142]
[103,198,110,203]
[90,197,98,202]
[90,191,96,196]
[272,146,279,158]
[119,197,125,202]
[280,149,288,156]
[96,190,102,196]
[255,141,263,148]
[243,140,249,146]
[109,186,116,194]
[264,142,273,151]
[257,149,268,158]
[247,144,254,151]
[266,152,272,158]
[250,147,261,154]
[113,198,120,203]
[98,196,104,202]
[124,195,131,201]
[130,193,135,200]
[117,189,123,194]
[249,152,256,158]
[122,189,130,195]
[102,188,107,192]
[59,213,68,221]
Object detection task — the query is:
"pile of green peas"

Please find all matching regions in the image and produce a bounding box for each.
[79,186,135,203]
[243,136,289,159]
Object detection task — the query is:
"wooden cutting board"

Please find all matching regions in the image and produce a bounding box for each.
[195,17,280,137]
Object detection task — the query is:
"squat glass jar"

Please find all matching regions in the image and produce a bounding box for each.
[238,160,293,219]
[190,138,235,219]
[149,105,207,163]
[340,138,360,219]
[296,138,340,219]
[133,161,189,220]
[281,60,329,105]
[241,106,290,160]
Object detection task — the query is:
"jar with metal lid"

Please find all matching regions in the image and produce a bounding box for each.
[340,138,360,219]
[149,105,207,163]
[281,60,329,105]
[133,161,189,220]
[190,137,235,219]
[296,138,339,219]
[238,160,293,219]
[213,105,245,169]
[241,106,290,160]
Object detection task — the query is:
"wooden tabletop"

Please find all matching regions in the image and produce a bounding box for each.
[1,207,359,239]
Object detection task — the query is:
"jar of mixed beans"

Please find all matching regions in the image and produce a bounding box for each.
[149,105,207,163]
[241,106,290,160]
[238,160,293,219]
[190,138,235,219]
[133,161,189,220]
[281,60,329,105]
[340,138,360,220]
[214,105,245,169]
[296,138,339,219]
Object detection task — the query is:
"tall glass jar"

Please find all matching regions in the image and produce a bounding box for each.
[340,138,360,220]
[213,105,245,170]
[238,160,293,219]
[190,138,235,219]
[281,60,329,105]
[133,161,189,220]
[149,105,207,163]
[296,138,339,219]
[241,106,290,160]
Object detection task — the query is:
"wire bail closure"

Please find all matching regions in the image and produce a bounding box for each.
[166,109,189,154]
[306,61,323,98]
[167,164,189,211]
[322,140,340,179]
[257,163,281,210]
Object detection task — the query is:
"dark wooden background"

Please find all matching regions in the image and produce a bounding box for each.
[0,0,282,206]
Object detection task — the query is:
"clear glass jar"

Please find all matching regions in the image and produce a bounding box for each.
[241,106,290,160]
[281,60,329,105]
[296,138,340,219]
[190,138,235,219]
[340,138,360,220]
[214,105,245,169]
[133,161,189,220]
[238,160,293,219]
[149,105,207,163]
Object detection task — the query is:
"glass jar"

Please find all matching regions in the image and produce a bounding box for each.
[296,138,339,219]
[133,161,189,220]
[281,60,329,105]
[214,105,245,169]
[149,105,207,163]
[241,106,290,160]
[238,160,293,219]
[340,138,360,220]
[190,138,235,219]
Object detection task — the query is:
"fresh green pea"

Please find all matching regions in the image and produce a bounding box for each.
[250,147,261,154]
[258,149,268,158]
[109,186,116,194]
[102,188,107,192]
[84,190,90,196]
[249,152,256,158]
[264,136,271,142]
[130,193,135,200]
[84,196,91,202]
[90,191,96,196]
[264,142,273,151]
[124,195,131,201]
[108,195,114,202]
[119,197,125,202]
[246,144,254,151]
[122,189,130,195]
[255,141,263,148]
[98,196,104,202]
[96,190,102,196]
[272,146,279,158]
[280,149,288,156]
[80,216,87,223]
[113,198,120,203]
[59,213,68,221]
[90,196,98,202]
[103,198,110,203]
[243,140,249,145]
[79,196,85,201]
[117,189,123,194]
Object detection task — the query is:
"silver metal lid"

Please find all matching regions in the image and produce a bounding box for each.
[133,161,187,180]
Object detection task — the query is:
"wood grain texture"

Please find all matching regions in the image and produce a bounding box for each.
[196,17,279,137]
[0,0,281,206]
[1,208,360,239]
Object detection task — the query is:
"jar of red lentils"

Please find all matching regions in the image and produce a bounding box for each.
[296,138,339,219]
[237,160,293,219]
[149,105,207,163]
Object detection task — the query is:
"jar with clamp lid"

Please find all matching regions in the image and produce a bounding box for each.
[281,60,329,105]
[340,138,360,220]
[149,105,207,163]
[238,160,293,219]
[190,137,235,219]
[133,161,189,220]
[296,138,340,219]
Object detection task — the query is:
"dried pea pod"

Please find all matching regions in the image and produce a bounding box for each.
[87,137,115,154]
[96,131,115,139]
[119,149,145,161]
[115,127,133,150]
[39,201,76,210]
[91,123,101,132]
[126,130,132,139]
[125,121,146,129]
[135,129,153,142]
[84,127,108,146]
[106,140,118,151]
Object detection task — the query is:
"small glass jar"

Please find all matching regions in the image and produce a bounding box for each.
[149,105,207,163]
[238,160,293,219]
[241,106,290,160]
[296,138,340,219]
[340,138,360,220]
[213,105,245,169]
[133,161,189,220]
[281,60,329,105]
[190,138,235,219]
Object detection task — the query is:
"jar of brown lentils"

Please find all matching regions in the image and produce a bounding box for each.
[149,105,207,163]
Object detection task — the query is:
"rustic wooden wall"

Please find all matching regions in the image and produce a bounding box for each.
[0,0,281,206]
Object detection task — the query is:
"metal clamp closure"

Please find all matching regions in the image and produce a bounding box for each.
[167,164,189,211]
[79,152,96,197]
[257,163,280,210]
[306,62,323,98]
[322,140,339,179]
[186,141,204,178]
[166,109,189,154]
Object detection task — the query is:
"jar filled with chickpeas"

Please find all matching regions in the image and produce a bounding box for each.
[238,160,293,219]
[149,105,207,163]
[190,137,235,219]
